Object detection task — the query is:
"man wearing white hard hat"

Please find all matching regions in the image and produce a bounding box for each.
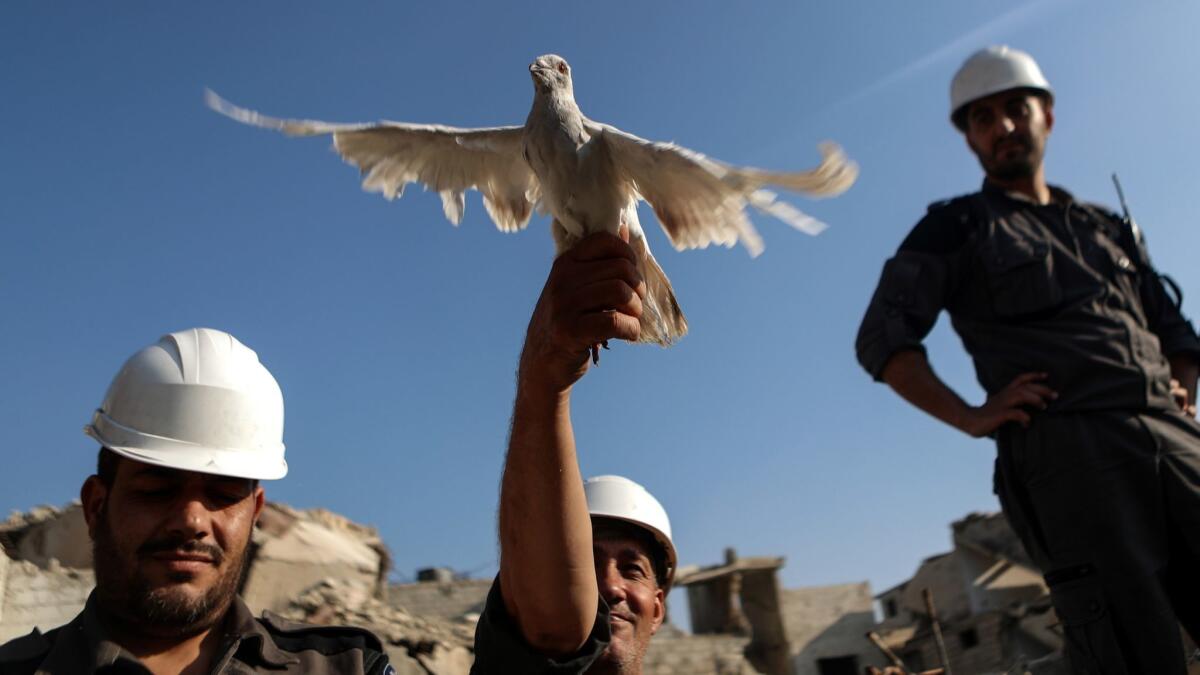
[470,227,676,674]
[856,46,1200,672]
[0,328,393,675]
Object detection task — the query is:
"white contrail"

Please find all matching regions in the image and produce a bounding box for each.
[830,0,1077,112]
[760,0,1081,162]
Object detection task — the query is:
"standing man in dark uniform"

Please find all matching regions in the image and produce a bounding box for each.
[0,328,392,675]
[470,227,677,675]
[856,46,1200,673]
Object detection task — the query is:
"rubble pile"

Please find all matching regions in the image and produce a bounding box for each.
[281,578,474,675]
[0,503,94,642]
[241,502,390,614]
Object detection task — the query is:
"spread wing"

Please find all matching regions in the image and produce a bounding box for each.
[206,90,540,232]
[585,120,857,257]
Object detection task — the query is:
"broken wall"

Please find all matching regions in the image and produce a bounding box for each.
[388,578,491,622]
[0,504,96,643]
[0,560,95,643]
[643,628,756,675]
[241,504,387,614]
[739,570,791,675]
[898,553,971,622]
[783,582,884,675]
[282,578,475,675]
[4,504,91,570]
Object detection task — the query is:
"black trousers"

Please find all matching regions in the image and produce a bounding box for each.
[995,408,1200,674]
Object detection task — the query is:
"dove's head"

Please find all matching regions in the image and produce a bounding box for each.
[529,54,574,96]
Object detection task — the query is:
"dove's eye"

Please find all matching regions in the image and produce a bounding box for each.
[557,62,568,75]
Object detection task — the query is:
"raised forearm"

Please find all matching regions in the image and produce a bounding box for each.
[498,381,598,655]
[494,230,644,655]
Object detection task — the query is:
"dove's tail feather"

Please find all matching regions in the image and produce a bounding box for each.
[725,141,858,238]
[552,218,687,346]
[736,142,860,198]
[632,235,688,346]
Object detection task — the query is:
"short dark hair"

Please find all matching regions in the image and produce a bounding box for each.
[94,447,258,490]
[592,517,670,589]
[96,447,122,486]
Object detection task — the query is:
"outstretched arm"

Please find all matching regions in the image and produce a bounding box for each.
[498,228,645,655]
[882,349,1056,438]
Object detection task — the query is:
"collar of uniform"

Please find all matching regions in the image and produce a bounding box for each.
[981,179,1075,206]
[222,596,301,668]
[37,592,150,674]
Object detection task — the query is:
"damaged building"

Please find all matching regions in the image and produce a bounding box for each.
[871,512,1065,675]
[672,549,884,675]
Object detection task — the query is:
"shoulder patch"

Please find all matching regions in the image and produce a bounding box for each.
[1077,201,1138,241]
[0,627,51,664]
[259,612,385,655]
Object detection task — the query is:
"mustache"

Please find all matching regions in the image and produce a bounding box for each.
[608,606,637,624]
[993,133,1030,155]
[137,536,225,565]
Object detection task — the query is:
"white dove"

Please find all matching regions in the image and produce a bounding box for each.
[206,53,857,346]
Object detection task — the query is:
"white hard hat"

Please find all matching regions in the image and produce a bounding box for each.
[585,475,676,591]
[85,328,287,480]
[950,46,1053,130]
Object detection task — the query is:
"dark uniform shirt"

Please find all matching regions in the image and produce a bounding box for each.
[470,577,611,674]
[856,180,1200,411]
[0,593,392,675]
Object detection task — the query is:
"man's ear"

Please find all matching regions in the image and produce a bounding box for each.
[252,485,266,524]
[1044,103,1055,133]
[80,476,107,538]
[649,588,666,635]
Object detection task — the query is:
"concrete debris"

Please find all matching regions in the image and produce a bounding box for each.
[388,577,491,622]
[241,502,390,614]
[280,578,475,675]
[0,558,95,642]
[0,502,91,571]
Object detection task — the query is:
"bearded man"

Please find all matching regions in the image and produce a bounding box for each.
[0,328,392,675]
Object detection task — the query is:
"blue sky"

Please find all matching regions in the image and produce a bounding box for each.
[3,1,1198,610]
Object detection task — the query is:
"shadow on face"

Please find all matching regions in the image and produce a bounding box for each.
[81,449,264,637]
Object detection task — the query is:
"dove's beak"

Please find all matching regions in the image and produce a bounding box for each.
[529,64,549,87]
